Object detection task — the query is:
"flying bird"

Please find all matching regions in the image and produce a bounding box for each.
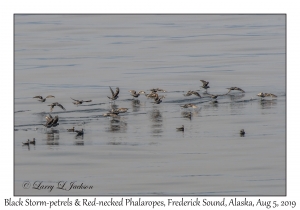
[48,102,66,112]
[226,87,245,94]
[107,86,120,101]
[200,80,210,92]
[33,95,55,102]
[71,97,92,106]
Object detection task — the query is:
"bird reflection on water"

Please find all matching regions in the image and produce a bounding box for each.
[260,100,277,109]
[45,129,59,145]
[131,99,140,112]
[181,111,192,120]
[227,93,245,101]
[149,109,163,137]
[106,118,127,133]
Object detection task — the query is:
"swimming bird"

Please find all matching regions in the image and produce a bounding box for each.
[240,129,245,136]
[67,127,75,132]
[75,129,84,137]
[22,140,30,146]
[33,95,55,102]
[107,86,120,101]
[200,80,210,92]
[180,103,198,109]
[176,125,184,132]
[71,98,92,106]
[257,92,277,100]
[48,102,66,112]
[129,90,145,99]
[226,87,245,94]
[29,138,36,145]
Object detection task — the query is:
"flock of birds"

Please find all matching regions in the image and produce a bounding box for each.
[22,79,278,147]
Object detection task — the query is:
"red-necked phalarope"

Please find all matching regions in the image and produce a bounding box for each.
[29,138,36,144]
[240,129,245,136]
[67,127,75,132]
[75,129,84,137]
[257,92,277,100]
[176,125,184,132]
[22,139,30,146]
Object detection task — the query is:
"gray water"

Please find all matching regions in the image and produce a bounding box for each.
[14,15,286,196]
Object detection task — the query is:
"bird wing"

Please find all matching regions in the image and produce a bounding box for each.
[114,87,120,97]
[200,80,208,85]
[84,100,92,102]
[52,116,59,124]
[70,97,79,102]
[109,86,115,96]
[45,114,53,121]
[57,103,66,110]
[192,91,201,97]
[33,96,43,99]
[46,117,54,125]
[236,87,245,92]
[46,95,55,98]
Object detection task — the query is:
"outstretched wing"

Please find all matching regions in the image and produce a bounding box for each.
[109,86,115,96]
[33,96,43,99]
[192,91,201,97]
[70,97,79,102]
[45,113,53,121]
[46,95,55,98]
[52,116,59,124]
[114,87,120,97]
[200,80,209,85]
[129,90,136,94]
[57,103,66,110]
[84,100,92,102]
[236,87,245,93]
